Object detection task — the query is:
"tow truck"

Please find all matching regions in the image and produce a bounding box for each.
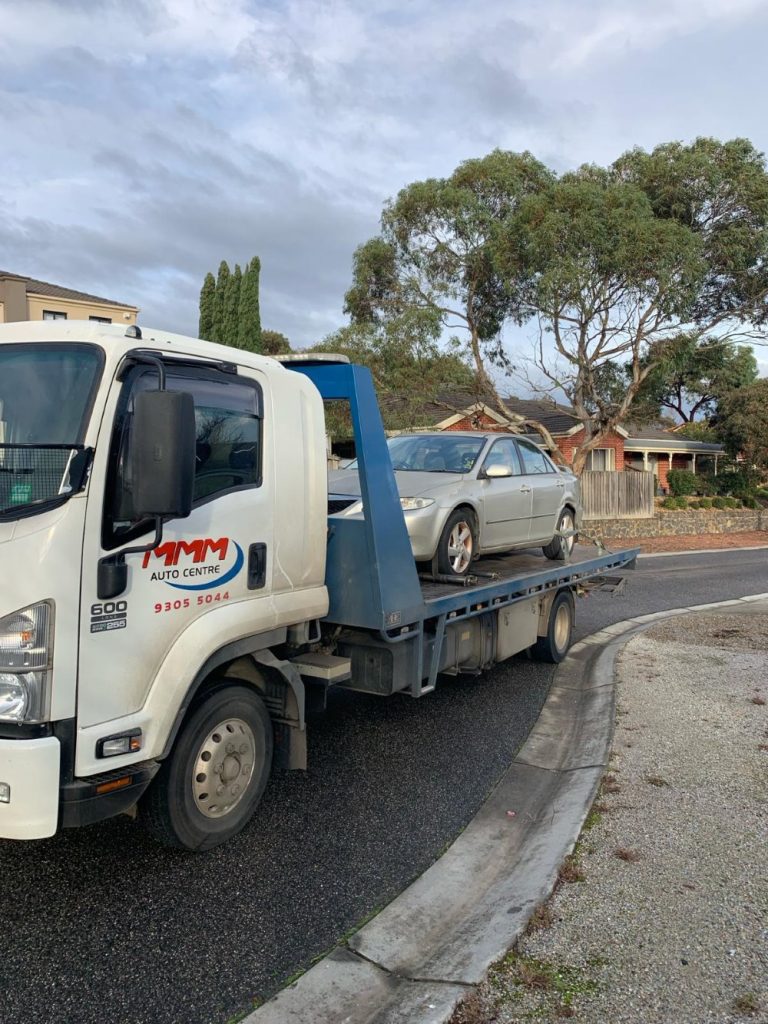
[0,321,637,850]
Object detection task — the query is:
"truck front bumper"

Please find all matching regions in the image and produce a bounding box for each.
[0,736,60,840]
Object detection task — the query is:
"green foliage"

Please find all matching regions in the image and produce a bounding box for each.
[716,379,768,470]
[725,496,740,508]
[742,495,759,509]
[222,263,242,347]
[712,496,727,509]
[661,496,679,510]
[633,334,757,422]
[689,499,700,510]
[198,272,216,341]
[260,330,291,355]
[693,474,717,495]
[197,257,262,351]
[315,310,476,436]
[667,469,698,496]
[713,467,762,496]
[676,420,719,442]
[699,497,713,509]
[213,260,230,345]
[674,495,688,509]
[238,256,262,352]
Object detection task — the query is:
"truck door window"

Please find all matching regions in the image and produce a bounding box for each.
[103,368,262,547]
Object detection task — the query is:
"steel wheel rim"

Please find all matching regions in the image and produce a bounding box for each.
[554,603,571,651]
[561,512,575,554]
[192,717,256,819]
[448,520,474,574]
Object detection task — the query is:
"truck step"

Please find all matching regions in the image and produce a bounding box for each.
[290,652,352,682]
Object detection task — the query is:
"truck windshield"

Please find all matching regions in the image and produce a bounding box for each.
[0,343,103,517]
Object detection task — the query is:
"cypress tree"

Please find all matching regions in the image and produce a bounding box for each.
[237,256,262,351]
[222,263,242,347]
[213,260,230,344]
[198,271,216,340]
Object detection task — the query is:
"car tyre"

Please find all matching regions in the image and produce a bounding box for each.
[531,589,574,663]
[141,683,273,851]
[543,507,576,561]
[436,509,477,576]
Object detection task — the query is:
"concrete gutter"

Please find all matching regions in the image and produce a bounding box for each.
[245,593,768,1024]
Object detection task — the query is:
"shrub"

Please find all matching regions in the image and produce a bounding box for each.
[742,496,758,509]
[661,496,678,510]
[714,468,761,497]
[725,496,740,509]
[699,497,713,510]
[712,496,727,509]
[689,500,701,510]
[694,474,717,496]
[667,469,698,496]
[674,495,688,509]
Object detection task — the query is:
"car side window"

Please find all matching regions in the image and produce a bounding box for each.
[482,437,521,475]
[516,438,554,474]
[103,368,262,547]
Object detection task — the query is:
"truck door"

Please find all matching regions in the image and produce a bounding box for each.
[78,361,275,733]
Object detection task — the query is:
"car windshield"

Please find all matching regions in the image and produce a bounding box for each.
[0,343,103,516]
[387,434,485,473]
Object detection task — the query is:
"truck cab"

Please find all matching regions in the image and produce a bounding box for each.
[0,321,328,847]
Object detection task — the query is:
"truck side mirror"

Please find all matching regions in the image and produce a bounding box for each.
[132,390,196,518]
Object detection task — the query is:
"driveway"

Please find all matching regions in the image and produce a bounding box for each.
[0,548,765,1024]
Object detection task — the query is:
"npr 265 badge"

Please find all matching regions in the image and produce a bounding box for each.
[142,537,244,591]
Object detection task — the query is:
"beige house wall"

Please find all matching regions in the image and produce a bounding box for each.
[25,293,137,325]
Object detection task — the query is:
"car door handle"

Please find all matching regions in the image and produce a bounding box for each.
[556,480,565,487]
[520,485,532,493]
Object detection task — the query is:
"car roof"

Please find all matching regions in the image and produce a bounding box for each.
[390,431,491,440]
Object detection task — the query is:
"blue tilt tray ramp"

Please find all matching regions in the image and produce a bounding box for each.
[284,359,640,635]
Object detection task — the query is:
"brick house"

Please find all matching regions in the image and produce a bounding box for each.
[419,395,724,489]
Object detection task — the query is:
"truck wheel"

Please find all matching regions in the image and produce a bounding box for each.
[437,509,477,576]
[141,684,273,851]
[532,589,574,663]
[543,508,576,561]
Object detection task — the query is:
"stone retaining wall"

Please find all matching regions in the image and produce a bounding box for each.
[585,509,767,540]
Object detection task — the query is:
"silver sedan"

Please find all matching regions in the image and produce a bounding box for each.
[329,431,581,576]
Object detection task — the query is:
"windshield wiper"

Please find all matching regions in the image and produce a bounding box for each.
[0,444,93,519]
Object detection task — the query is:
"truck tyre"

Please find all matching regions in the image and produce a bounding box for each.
[543,507,576,561]
[532,589,574,663]
[437,509,477,576]
[141,684,273,851]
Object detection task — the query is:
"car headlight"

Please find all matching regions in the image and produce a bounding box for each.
[0,602,54,723]
[400,497,435,511]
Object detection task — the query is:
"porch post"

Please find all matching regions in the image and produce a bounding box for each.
[691,453,696,474]
[643,450,649,470]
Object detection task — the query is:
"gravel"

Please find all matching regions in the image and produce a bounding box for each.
[466,606,768,1023]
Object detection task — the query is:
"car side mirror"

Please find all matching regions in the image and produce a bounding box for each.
[132,390,196,518]
[484,463,514,479]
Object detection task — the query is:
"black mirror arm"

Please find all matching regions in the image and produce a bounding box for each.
[97,516,164,599]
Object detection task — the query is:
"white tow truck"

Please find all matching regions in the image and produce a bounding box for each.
[0,321,637,850]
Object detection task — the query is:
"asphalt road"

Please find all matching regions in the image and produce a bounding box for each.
[1,548,766,1024]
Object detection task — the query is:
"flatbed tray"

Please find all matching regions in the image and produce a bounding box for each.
[416,544,638,620]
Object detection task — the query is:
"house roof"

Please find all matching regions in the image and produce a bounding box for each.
[0,270,138,310]
[410,391,582,434]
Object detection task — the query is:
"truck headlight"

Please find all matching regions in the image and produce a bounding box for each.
[0,602,54,723]
[400,498,435,511]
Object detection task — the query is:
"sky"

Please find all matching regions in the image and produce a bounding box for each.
[2,0,768,377]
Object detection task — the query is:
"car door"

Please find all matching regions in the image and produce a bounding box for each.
[478,437,533,550]
[514,438,565,543]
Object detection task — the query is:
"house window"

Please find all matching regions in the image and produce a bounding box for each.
[586,448,615,471]
[42,310,67,320]
[89,316,112,324]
